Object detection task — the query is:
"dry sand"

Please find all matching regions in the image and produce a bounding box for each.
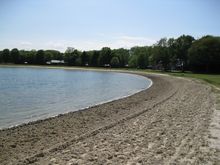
[0,73,219,165]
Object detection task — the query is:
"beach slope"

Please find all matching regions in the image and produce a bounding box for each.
[0,74,218,164]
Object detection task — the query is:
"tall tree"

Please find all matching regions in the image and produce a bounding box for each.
[90,50,100,66]
[188,36,220,73]
[0,51,3,63]
[11,48,20,64]
[2,49,11,63]
[26,50,36,64]
[98,47,112,66]
[112,48,129,67]
[64,49,80,66]
[65,47,75,53]
[45,50,63,60]
[166,38,176,69]
[156,37,168,47]
[35,50,45,64]
[174,35,195,71]
[151,46,170,70]
[128,55,138,68]
[81,51,89,66]
[129,46,148,69]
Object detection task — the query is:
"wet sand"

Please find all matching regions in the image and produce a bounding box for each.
[0,73,219,164]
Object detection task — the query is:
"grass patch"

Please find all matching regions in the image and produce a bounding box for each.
[114,68,220,88]
[116,68,220,88]
[167,72,220,87]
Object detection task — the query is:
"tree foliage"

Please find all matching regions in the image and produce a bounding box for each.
[2,49,10,63]
[112,48,129,67]
[90,51,99,66]
[1,34,220,73]
[129,46,149,68]
[110,56,120,67]
[188,36,220,73]
[35,50,45,64]
[81,51,89,66]
[11,48,20,64]
[98,47,112,66]
[64,49,80,66]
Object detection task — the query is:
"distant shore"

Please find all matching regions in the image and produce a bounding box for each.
[0,69,219,164]
[0,64,159,75]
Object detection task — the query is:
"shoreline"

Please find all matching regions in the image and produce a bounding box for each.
[0,69,219,164]
[0,66,153,131]
[0,78,153,132]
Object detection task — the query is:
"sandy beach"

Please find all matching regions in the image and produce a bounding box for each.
[0,72,219,164]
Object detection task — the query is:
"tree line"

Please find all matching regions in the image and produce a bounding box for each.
[0,35,220,73]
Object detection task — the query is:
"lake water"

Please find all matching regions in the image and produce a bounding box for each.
[0,67,152,129]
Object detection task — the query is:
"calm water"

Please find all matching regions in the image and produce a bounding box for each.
[0,67,151,129]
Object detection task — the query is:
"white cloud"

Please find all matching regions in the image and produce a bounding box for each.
[45,41,66,50]
[1,35,157,52]
[56,35,157,51]
[0,40,33,50]
[113,36,156,48]
[20,41,32,46]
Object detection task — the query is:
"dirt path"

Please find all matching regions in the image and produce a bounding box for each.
[0,74,219,164]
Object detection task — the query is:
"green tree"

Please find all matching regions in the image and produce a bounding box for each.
[98,47,112,66]
[26,50,36,64]
[151,46,170,70]
[45,50,63,60]
[64,49,80,66]
[188,36,220,73]
[110,56,120,67]
[174,35,195,71]
[129,46,148,68]
[65,47,75,54]
[167,38,176,68]
[0,51,3,63]
[35,50,45,64]
[128,55,137,68]
[75,57,82,66]
[90,50,100,66]
[112,48,129,67]
[44,51,52,62]
[81,51,89,66]
[156,37,168,47]
[2,49,10,63]
[18,50,27,64]
[11,48,20,64]
[137,53,147,69]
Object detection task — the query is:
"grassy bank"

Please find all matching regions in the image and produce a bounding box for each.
[167,72,220,88]
[107,67,220,88]
[111,67,220,88]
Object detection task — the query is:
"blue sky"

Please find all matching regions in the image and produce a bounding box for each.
[0,0,220,52]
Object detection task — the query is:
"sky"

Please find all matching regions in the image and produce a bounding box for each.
[0,0,220,52]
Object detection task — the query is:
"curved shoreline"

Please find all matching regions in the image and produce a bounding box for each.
[0,70,219,164]
[0,69,152,131]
